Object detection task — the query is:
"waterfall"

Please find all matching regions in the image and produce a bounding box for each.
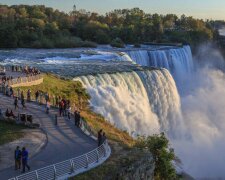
[74,69,181,136]
[125,46,194,84]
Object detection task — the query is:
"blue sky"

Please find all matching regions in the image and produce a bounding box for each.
[1,0,225,20]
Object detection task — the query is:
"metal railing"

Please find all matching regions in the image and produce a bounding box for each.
[8,141,110,180]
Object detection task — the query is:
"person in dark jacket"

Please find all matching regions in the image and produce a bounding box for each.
[21,147,30,173]
[74,111,81,127]
[98,129,103,147]
[35,90,39,103]
[15,146,21,170]
[14,97,19,110]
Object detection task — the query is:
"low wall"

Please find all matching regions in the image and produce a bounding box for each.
[1,74,43,88]
[11,77,43,88]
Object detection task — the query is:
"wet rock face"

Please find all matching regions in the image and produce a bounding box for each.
[116,152,155,180]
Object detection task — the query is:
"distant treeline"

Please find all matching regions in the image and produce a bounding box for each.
[0,5,217,48]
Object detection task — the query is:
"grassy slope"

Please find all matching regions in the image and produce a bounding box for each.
[0,121,26,145]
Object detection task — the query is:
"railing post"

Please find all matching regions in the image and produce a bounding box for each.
[53,165,57,179]
[85,154,89,168]
[96,149,99,162]
[35,170,39,180]
[70,159,74,173]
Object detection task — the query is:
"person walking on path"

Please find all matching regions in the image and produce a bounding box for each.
[35,90,39,103]
[21,92,26,109]
[67,105,71,120]
[14,146,21,170]
[14,97,19,110]
[45,93,49,105]
[98,129,103,147]
[59,100,64,116]
[46,101,50,114]
[21,147,30,173]
[27,89,31,102]
[74,111,81,127]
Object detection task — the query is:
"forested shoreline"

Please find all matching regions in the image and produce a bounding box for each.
[0,5,217,49]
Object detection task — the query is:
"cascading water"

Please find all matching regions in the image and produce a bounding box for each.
[74,69,182,136]
[125,45,194,84]
[137,69,182,134]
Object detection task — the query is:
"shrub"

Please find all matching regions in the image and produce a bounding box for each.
[136,133,177,180]
[110,38,125,48]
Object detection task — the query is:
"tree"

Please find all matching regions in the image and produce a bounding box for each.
[136,133,177,180]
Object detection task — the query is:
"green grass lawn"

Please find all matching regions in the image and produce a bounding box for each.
[0,121,26,145]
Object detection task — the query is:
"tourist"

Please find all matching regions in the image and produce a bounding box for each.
[14,97,19,110]
[27,89,31,102]
[14,146,21,170]
[5,108,10,117]
[35,90,39,103]
[74,111,81,127]
[9,87,14,97]
[9,110,16,118]
[55,96,59,107]
[77,111,81,127]
[21,92,26,109]
[21,147,30,173]
[67,105,71,120]
[45,93,49,105]
[46,101,50,114]
[59,100,64,116]
[62,98,67,116]
[98,129,103,147]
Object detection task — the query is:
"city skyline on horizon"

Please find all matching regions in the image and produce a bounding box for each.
[1,0,225,20]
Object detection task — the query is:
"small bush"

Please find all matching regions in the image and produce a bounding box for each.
[81,41,97,48]
[110,38,125,48]
[136,133,177,180]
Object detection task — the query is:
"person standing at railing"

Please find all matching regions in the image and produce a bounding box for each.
[98,129,103,147]
[21,147,30,173]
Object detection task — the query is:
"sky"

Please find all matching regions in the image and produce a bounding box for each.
[1,0,225,20]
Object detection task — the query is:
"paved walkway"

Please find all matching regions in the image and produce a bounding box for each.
[0,94,97,180]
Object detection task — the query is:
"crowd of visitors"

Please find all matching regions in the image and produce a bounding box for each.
[14,146,30,173]
[10,65,41,76]
[23,66,41,76]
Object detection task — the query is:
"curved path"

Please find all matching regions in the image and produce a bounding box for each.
[0,94,97,180]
